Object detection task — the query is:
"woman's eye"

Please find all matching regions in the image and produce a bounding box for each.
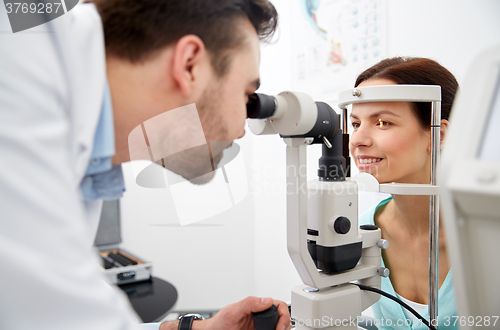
[351,122,360,129]
[376,119,391,128]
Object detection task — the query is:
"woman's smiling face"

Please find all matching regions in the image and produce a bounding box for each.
[349,79,432,184]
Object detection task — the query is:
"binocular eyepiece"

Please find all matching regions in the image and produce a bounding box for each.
[246,92,339,141]
[246,93,277,119]
[246,91,349,181]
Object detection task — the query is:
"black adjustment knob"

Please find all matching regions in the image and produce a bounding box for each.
[360,224,378,231]
[252,304,279,330]
[334,217,351,234]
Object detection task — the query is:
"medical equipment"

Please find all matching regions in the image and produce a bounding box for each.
[252,304,280,330]
[247,85,442,329]
[441,45,500,328]
[95,200,153,285]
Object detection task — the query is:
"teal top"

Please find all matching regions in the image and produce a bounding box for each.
[359,197,458,330]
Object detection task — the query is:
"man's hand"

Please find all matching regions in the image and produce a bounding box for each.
[159,296,291,330]
[204,296,291,330]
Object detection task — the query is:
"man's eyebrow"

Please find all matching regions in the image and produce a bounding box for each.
[350,110,400,119]
[250,78,261,91]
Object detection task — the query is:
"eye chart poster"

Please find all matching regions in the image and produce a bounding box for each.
[291,0,387,101]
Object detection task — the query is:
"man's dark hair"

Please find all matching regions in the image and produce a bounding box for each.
[355,57,459,129]
[92,0,278,76]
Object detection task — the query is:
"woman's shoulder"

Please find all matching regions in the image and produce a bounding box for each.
[359,196,392,227]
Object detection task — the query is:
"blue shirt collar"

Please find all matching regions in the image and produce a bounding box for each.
[80,80,126,201]
[85,80,115,176]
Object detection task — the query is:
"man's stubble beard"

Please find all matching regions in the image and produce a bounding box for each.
[178,81,229,185]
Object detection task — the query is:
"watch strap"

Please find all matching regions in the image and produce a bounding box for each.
[178,314,204,330]
[178,315,194,330]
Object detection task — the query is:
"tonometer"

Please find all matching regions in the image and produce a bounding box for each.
[247,85,442,330]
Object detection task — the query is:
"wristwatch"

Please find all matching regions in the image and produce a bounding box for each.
[178,313,205,330]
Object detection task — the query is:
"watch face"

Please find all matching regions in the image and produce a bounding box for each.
[180,313,205,320]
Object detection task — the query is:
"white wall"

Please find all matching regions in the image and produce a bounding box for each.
[385,0,500,82]
[120,0,500,313]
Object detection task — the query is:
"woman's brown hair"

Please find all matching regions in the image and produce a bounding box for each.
[355,57,459,129]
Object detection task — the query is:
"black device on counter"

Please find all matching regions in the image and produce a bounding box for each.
[94,200,153,285]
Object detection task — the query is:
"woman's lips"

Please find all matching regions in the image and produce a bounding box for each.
[356,157,383,170]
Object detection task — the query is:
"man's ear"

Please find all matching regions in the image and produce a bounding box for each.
[171,35,208,97]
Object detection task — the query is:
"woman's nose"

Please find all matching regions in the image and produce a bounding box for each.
[350,125,373,149]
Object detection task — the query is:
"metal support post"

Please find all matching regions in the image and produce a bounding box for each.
[428,100,441,327]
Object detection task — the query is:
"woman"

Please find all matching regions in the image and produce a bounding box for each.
[350,57,459,329]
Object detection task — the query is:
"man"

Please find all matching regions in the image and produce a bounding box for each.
[0,1,291,329]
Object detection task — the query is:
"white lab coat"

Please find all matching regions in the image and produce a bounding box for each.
[0,4,147,329]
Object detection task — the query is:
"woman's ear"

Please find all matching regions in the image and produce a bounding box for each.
[440,119,449,149]
[171,34,208,98]
[427,119,449,153]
